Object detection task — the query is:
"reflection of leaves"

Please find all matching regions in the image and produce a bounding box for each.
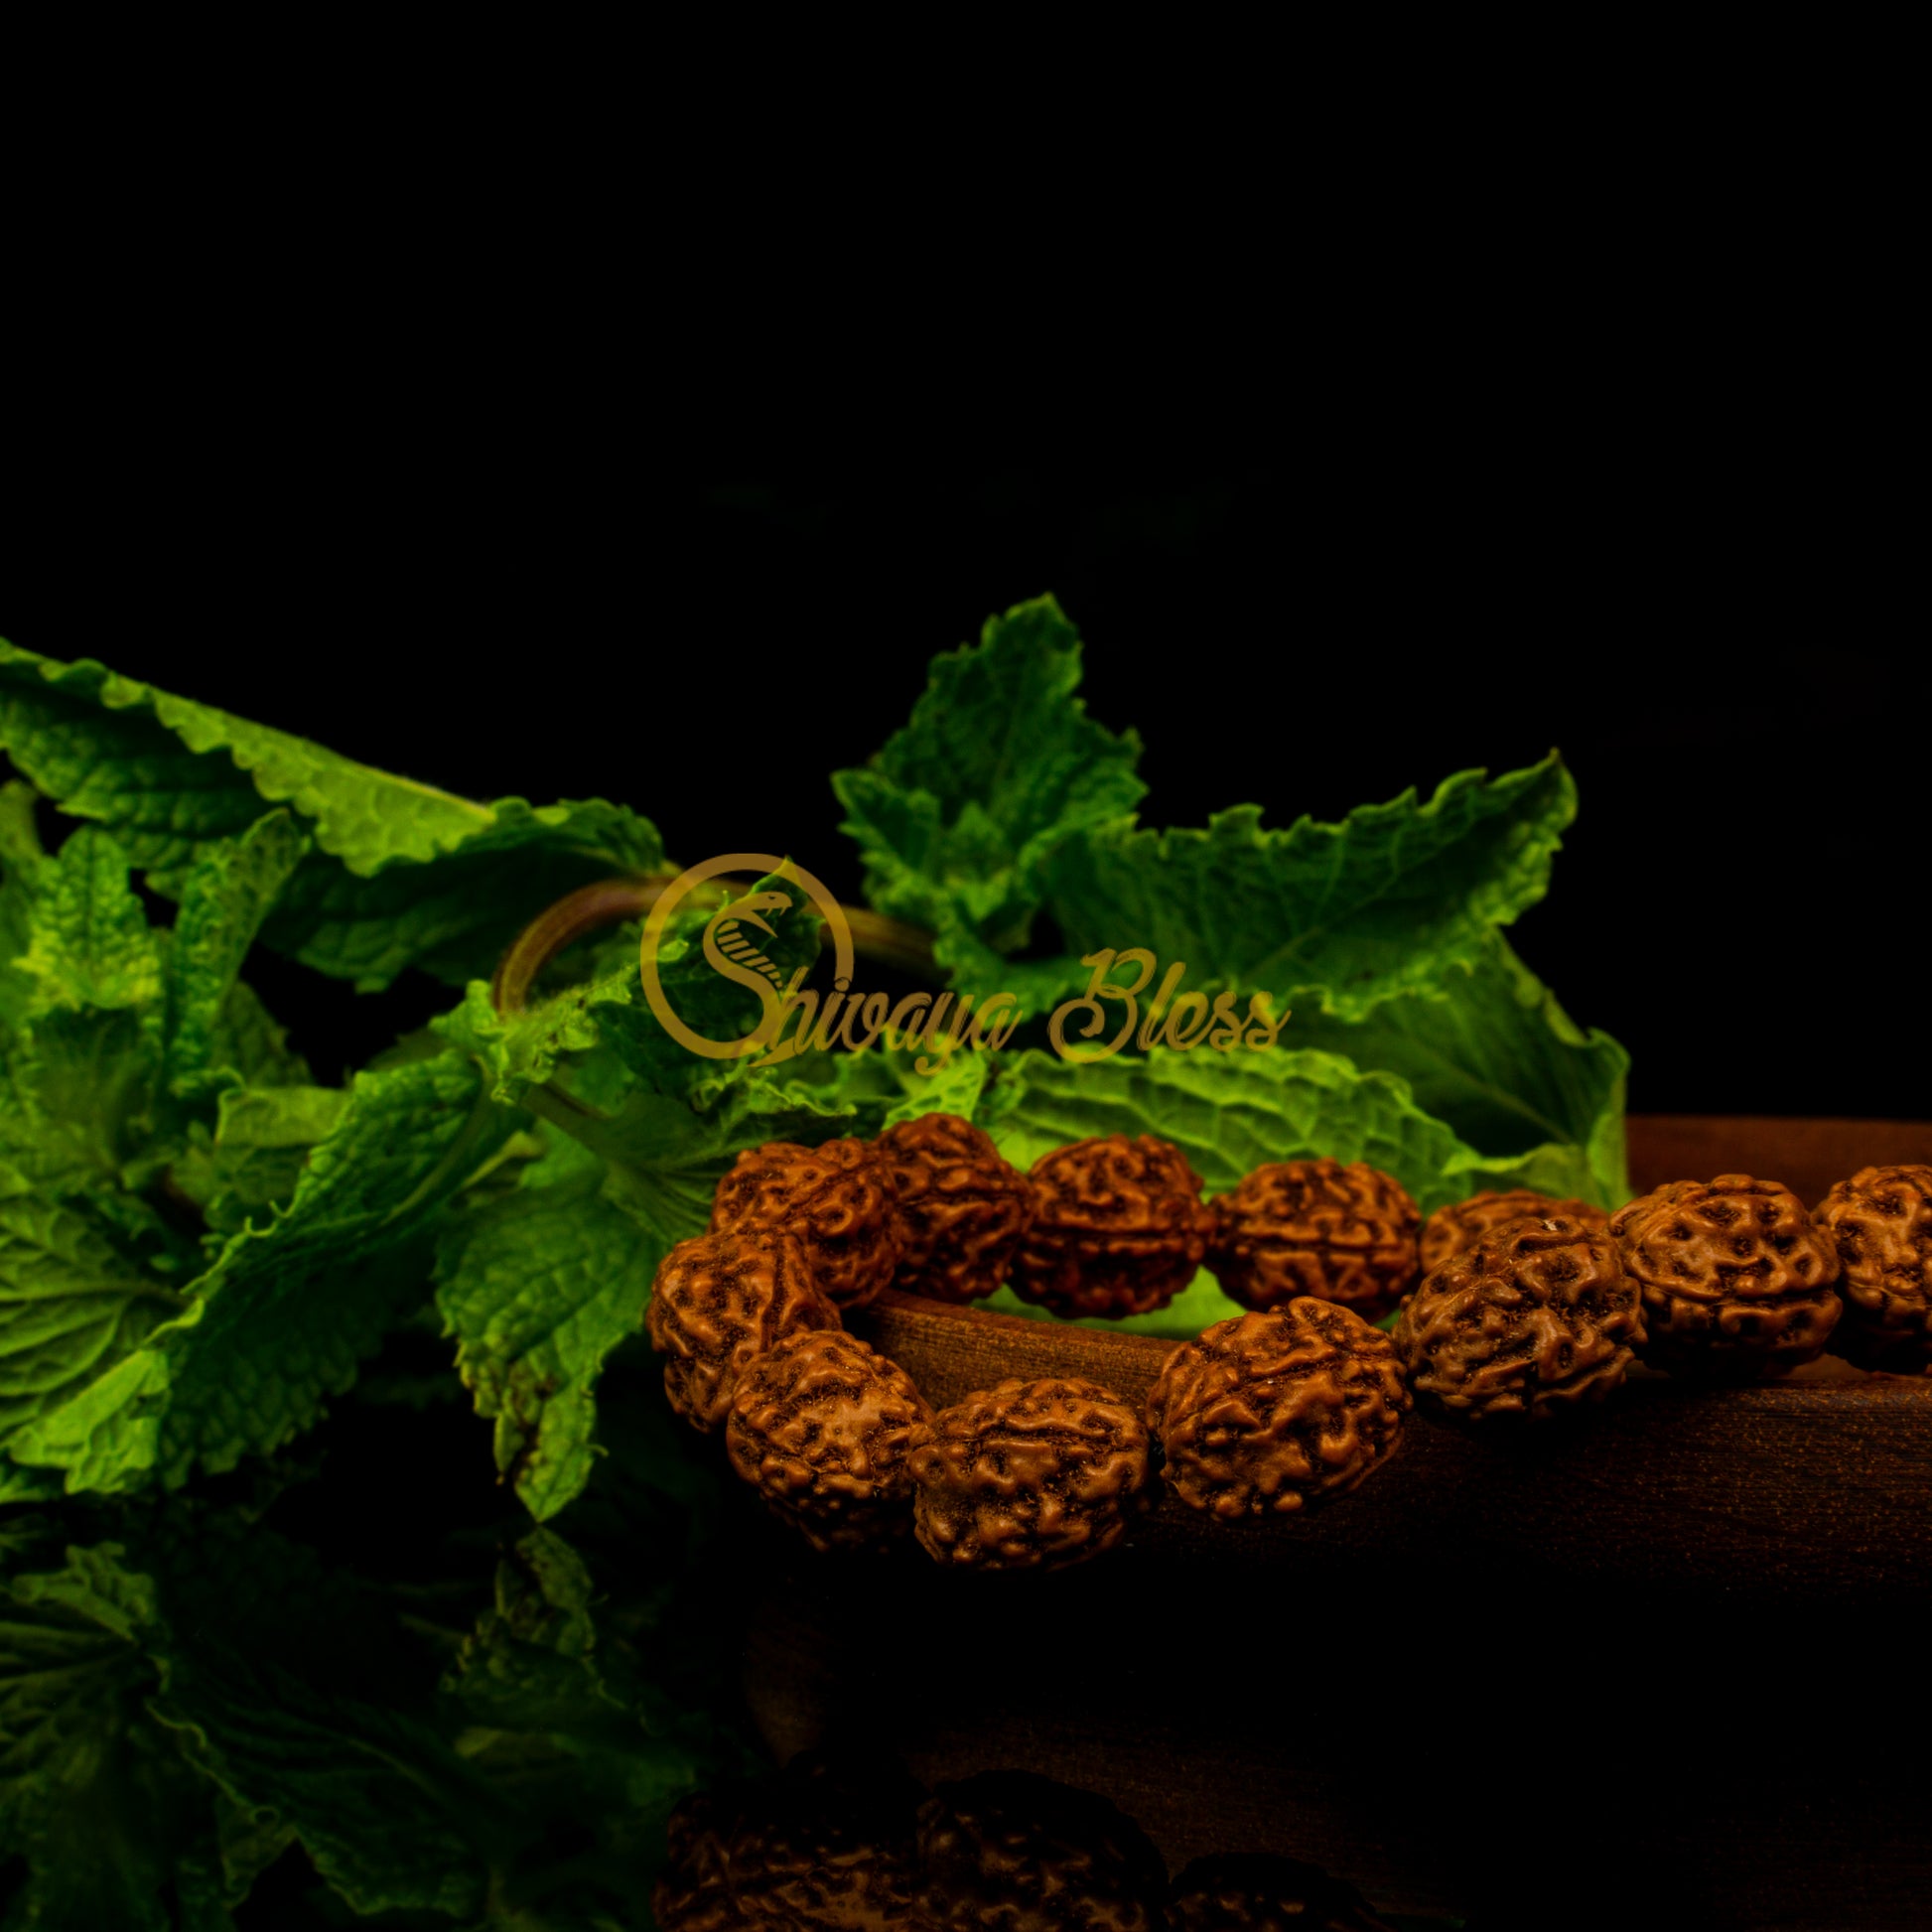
[440,1526,749,1925]
[0,1540,222,1931]
[0,1452,752,1930]
[156,1652,497,1920]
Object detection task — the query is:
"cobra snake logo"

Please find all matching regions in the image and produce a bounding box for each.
[639,852,855,1062]
[702,890,794,999]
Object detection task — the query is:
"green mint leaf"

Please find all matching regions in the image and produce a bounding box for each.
[1286,932,1630,1207]
[0,777,41,872]
[196,1084,353,1235]
[0,778,45,1034]
[983,1043,1473,1202]
[436,1143,661,1521]
[0,637,668,991]
[833,595,1146,954]
[16,822,162,1017]
[992,754,1579,1021]
[0,1004,160,1197]
[0,825,168,1195]
[0,1161,186,1477]
[206,976,312,1092]
[2,815,312,1234]
[0,1042,175,1215]
[433,873,868,1520]
[264,793,667,992]
[7,1050,514,1494]
[433,1048,864,1524]
[477,869,825,1110]
[162,810,309,1101]
[782,1038,994,1127]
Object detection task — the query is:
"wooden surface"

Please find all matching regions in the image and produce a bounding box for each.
[850,1114,1932,1593]
[1625,1111,1932,1205]
[761,1118,1932,1929]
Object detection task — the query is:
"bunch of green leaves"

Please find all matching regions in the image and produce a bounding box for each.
[0,782,521,1505]
[0,1436,752,1931]
[0,601,1627,1519]
[0,639,877,1523]
[426,866,878,1520]
[832,595,1627,1224]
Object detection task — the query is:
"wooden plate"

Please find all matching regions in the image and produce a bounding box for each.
[755,1119,1932,1927]
[849,1115,1932,1592]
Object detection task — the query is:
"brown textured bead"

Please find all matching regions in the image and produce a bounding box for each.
[1147,1302,1410,1518]
[1168,1853,1393,1932]
[1009,1135,1207,1319]
[1419,1187,1611,1275]
[711,1137,903,1311]
[1814,1164,1932,1370]
[1609,1174,1842,1379]
[1204,1159,1421,1320]
[916,1770,1168,1932]
[727,1329,934,1554]
[878,1111,1035,1305]
[654,1750,931,1931]
[646,1229,837,1432]
[1394,1214,1645,1421]
[909,1377,1154,1572]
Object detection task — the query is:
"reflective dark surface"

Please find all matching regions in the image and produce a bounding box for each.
[7,1332,1926,1930]
[656,1751,1403,1929]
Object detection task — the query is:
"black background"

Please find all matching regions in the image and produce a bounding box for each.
[4,473,1922,1118]
[5,467,1927,1930]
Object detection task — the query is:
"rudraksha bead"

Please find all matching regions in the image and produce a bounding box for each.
[712,1137,903,1311]
[727,1329,934,1554]
[1609,1174,1841,1379]
[1419,1187,1611,1275]
[1814,1164,1932,1371]
[1205,1159,1421,1321]
[878,1111,1035,1305]
[646,1229,837,1431]
[908,1377,1154,1572]
[1147,1302,1410,1517]
[1394,1213,1645,1421]
[1010,1135,1207,1319]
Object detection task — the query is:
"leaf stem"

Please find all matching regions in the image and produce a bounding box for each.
[489,876,937,1017]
